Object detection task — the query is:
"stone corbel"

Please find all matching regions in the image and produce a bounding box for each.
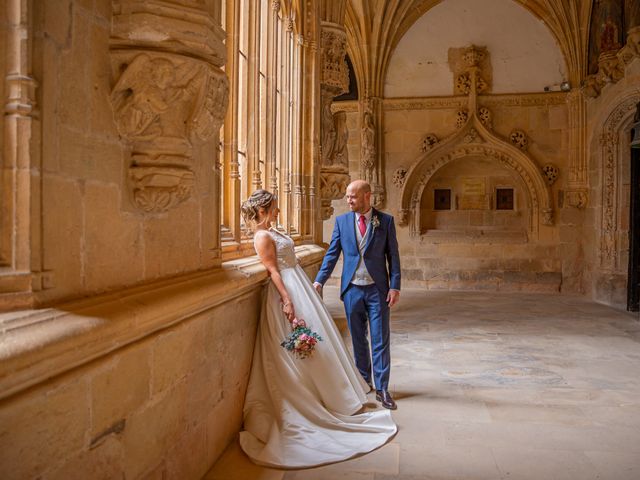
[110,1,228,213]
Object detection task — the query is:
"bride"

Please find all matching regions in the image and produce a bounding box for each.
[239,189,397,469]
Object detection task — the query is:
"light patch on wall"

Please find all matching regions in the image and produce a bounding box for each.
[384,0,567,97]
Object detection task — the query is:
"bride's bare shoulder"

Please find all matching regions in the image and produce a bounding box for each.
[253,229,274,247]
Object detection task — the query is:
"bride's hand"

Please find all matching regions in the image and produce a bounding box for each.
[282,300,295,322]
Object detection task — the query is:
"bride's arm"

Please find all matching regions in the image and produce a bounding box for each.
[254,231,296,322]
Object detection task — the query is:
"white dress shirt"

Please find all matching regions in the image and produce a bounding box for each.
[351,209,375,286]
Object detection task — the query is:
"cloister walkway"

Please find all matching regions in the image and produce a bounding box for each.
[205,289,640,480]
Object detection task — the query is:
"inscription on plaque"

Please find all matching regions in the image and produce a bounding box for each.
[458,178,489,210]
[462,178,486,195]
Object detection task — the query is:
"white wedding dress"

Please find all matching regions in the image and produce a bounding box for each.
[239,228,397,469]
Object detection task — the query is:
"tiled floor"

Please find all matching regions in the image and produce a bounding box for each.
[204,289,640,480]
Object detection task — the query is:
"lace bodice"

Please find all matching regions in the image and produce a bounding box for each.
[259,228,297,270]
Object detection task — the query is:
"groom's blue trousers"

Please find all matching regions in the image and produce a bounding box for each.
[343,283,390,391]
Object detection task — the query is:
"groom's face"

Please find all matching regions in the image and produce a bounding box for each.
[346,186,371,214]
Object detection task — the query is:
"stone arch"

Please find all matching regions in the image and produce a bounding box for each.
[592,92,640,271]
[399,119,553,239]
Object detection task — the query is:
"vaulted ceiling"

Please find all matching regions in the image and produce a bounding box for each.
[344,0,592,96]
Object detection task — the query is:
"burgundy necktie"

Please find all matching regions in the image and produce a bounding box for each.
[358,215,367,237]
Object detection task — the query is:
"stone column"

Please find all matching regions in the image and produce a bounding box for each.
[565,89,589,208]
[109,1,228,214]
[319,22,350,220]
[0,0,47,309]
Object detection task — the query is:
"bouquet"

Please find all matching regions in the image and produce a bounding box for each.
[280,318,323,359]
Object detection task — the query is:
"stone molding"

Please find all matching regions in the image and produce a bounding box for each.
[381,92,568,111]
[598,94,640,271]
[0,245,324,401]
[110,2,229,213]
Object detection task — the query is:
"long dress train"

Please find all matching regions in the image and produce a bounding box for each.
[239,228,397,468]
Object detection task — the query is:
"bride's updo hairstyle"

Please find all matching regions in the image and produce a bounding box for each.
[241,189,276,229]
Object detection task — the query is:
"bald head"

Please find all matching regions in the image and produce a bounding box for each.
[346,179,372,214]
[347,180,371,194]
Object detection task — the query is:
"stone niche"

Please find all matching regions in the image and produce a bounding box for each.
[420,156,528,241]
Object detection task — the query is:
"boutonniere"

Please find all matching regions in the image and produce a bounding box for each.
[371,215,380,229]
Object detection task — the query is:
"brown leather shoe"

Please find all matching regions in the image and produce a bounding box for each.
[375,390,397,410]
[366,382,374,393]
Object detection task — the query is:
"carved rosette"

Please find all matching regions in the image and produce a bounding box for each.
[542,164,559,186]
[421,134,439,152]
[110,2,228,214]
[510,130,528,150]
[478,107,492,129]
[455,110,468,129]
[392,168,407,188]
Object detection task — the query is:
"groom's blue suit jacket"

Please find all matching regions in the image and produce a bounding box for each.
[315,209,401,299]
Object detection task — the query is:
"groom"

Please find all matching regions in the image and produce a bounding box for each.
[314,180,401,410]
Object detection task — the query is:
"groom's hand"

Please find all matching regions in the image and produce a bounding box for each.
[387,289,400,308]
[313,282,323,295]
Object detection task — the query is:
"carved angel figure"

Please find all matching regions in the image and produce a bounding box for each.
[111,55,200,142]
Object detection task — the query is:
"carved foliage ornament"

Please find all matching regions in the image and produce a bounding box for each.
[392,168,407,188]
[421,134,439,152]
[455,110,468,129]
[478,107,492,129]
[542,164,559,186]
[510,130,528,150]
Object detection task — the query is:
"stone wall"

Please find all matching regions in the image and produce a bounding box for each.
[36,0,223,305]
[0,248,324,479]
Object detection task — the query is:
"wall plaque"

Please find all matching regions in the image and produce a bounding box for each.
[462,178,486,195]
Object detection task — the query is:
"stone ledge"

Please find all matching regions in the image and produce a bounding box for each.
[0,245,325,401]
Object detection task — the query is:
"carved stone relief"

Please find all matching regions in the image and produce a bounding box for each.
[599,95,639,270]
[319,22,350,220]
[583,26,640,98]
[450,45,491,95]
[320,171,350,219]
[478,107,492,129]
[320,26,349,94]
[111,52,228,213]
[421,134,439,152]
[510,130,529,150]
[542,164,559,186]
[392,168,407,188]
[455,110,468,129]
[110,2,228,214]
